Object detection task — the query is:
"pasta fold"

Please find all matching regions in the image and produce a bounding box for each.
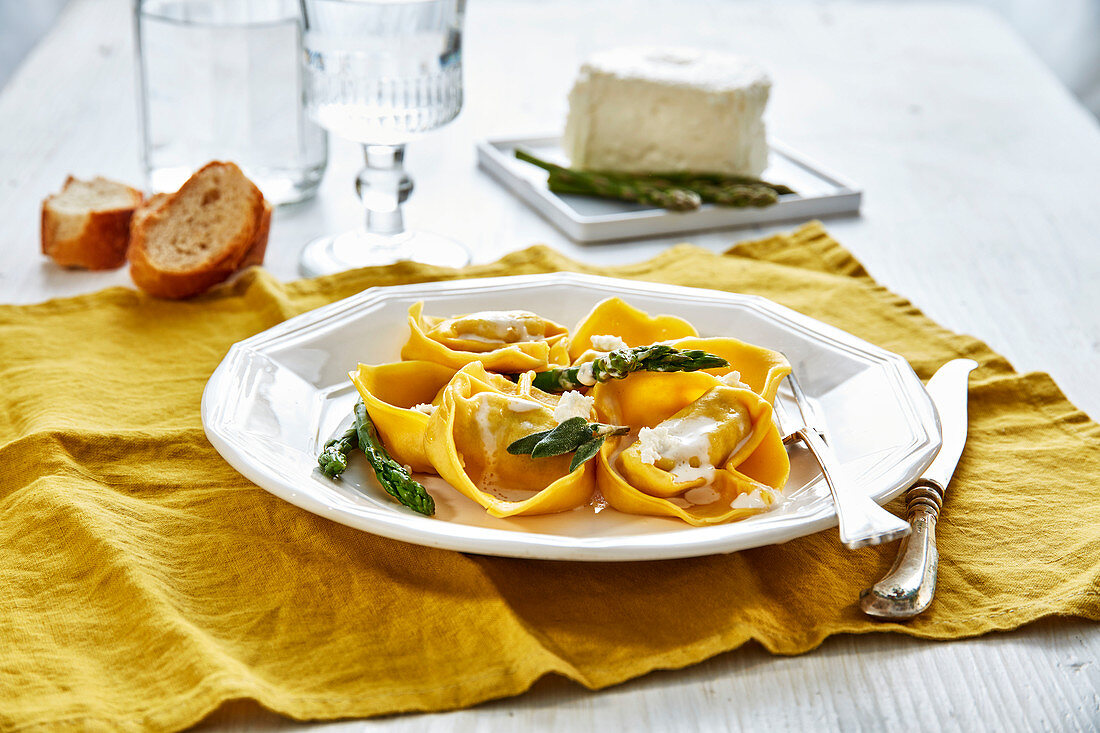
[401,302,570,372]
[423,364,597,517]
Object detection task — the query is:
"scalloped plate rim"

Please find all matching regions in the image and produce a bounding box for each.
[201,273,940,561]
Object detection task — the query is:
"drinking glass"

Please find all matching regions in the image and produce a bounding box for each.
[135,0,328,205]
[298,0,470,276]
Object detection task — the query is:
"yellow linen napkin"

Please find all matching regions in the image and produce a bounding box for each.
[1,222,1097,731]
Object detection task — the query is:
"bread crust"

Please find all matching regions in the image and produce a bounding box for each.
[41,176,143,270]
[128,162,269,299]
[241,200,273,269]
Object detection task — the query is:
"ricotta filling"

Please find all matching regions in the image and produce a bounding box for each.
[719,370,750,390]
[412,403,436,415]
[589,333,628,352]
[553,390,594,423]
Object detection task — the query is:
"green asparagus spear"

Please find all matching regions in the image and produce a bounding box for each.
[642,177,778,206]
[690,182,778,207]
[547,175,701,211]
[530,344,729,393]
[507,416,631,472]
[318,425,358,478]
[639,172,795,196]
[316,401,435,516]
[354,401,435,516]
[518,150,698,210]
[515,149,794,210]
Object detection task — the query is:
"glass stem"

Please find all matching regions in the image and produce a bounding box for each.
[357,144,413,237]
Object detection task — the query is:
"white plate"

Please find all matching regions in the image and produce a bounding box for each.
[202,274,939,561]
[476,135,862,242]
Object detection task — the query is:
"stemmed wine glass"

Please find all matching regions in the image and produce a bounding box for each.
[298,0,470,276]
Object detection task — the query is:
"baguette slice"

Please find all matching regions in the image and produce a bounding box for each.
[128,162,270,299]
[242,197,272,270]
[41,176,143,270]
[131,192,171,229]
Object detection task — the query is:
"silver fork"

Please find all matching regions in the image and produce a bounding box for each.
[773,370,911,549]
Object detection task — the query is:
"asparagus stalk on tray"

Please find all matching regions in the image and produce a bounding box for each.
[637,171,795,196]
[531,344,729,393]
[546,172,702,211]
[514,149,793,211]
[318,400,436,517]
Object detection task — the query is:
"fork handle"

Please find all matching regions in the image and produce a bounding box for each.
[798,428,912,549]
[859,480,943,618]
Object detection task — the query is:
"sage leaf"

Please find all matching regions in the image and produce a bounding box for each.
[531,417,592,458]
[506,429,552,455]
[569,437,605,471]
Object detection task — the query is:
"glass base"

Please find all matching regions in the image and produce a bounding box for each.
[299,228,471,277]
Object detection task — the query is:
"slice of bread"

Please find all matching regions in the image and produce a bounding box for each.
[41,177,143,270]
[128,162,270,299]
[132,192,171,230]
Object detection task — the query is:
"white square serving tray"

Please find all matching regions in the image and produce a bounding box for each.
[477,135,862,243]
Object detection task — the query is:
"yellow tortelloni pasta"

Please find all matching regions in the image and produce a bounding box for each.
[568,297,698,363]
[423,363,597,517]
[400,301,571,372]
[666,336,792,404]
[350,361,531,473]
[349,361,458,472]
[592,369,791,526]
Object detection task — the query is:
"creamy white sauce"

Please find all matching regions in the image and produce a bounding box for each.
[450,310,540,343]
[450,332,510,344]
[672,464,716,484]
[683,486,721,505]
[507,398,542,413]
[576,362,597,386]
[731,487,769,510]
[636,416,720,483]
[473,398,501,489]
[474,398,497,450]
[636,413,755,485]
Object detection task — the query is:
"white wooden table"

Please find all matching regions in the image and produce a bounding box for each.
[2,1,1098,730]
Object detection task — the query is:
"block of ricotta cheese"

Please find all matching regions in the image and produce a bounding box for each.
[563,47,771,177]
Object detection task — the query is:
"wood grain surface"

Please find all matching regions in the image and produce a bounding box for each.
[1,0,1097,730]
